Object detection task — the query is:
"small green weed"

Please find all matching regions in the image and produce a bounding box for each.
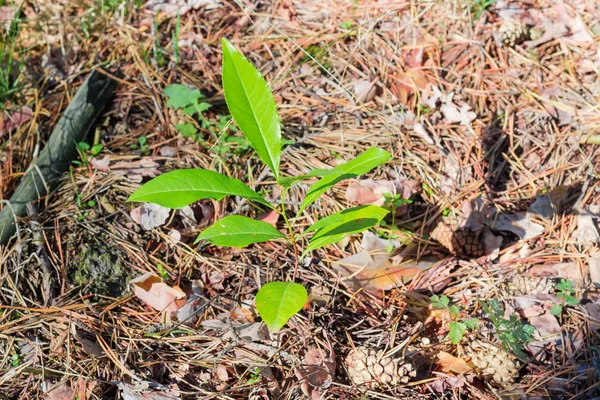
[130,136,149,154]
[551,279,580,315]
[431,294,479,344]
[0,0,23,107]
[471,0,497,19]
[74,141,103,166]
[480,299,535,359]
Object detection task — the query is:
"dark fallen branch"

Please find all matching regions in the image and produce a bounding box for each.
[0,69,117,245]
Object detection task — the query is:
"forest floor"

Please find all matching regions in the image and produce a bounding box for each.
[2,0,600,399]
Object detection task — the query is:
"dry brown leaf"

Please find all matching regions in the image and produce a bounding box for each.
[112,158,160,182]
[0,106,32,137]
[131,272,186,313]
[131,203,171,230]
[345,179,420,211]
[589,253,600,287]
[295,347,336,399]
[44,382,74,400]
[491,212,544,240]
[528,186,570,219]
[528,262,585,285]
[89,156,111,171]
[257,210,280,227]
[116,382,180,400]
[573,206,600,246]
[436,351,472,374]
[354,79,381,103]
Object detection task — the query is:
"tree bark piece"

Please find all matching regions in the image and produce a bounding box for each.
[0,69,117,245]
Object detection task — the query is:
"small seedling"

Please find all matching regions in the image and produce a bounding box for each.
[10,353,20,367]
[74,141,103,166]
[157,263,168,280]
[431,294,479,344]
[130,39,392,333]
[247,367,262,384]
[551,279,580,315]
[480,299,535,359]
[130,136,149,154]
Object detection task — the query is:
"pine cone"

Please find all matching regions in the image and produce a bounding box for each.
[345,346,416,388]
[432,218,484,257]
[469,342,519,383]
[498,19,528,48]
[248,387,269,400]
[507,275,554,296]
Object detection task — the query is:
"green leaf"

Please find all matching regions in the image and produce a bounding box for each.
[128,169,271,209]
[196,216,285,247]
[550,304,563,315]
[431,294,449,309]
[566,295,580,306]
[305,205,389,234]
[306,216,386,253]
[279,168,342,188]
[255,282,307,332]
[462,318,479,329]
[221,38,281,178]
[164,84,202,109]
[183,102,211,116]
[298,147,391,214]
[449,321,466,345]
[175,123,198,138]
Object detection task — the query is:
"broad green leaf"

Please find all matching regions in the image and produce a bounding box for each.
[298,147,391,214]
[255,282,307,332]
[164,84,202,109]
[449,321,466,345]
[305,215,386,253]
[175,123,197,137]
[196,216,285,247]
[279,168,343,188]
[128,169,271,209]
[550,304,562,315]
[222,38,282,178]
[184,102,211,116]
[305,205,388,234]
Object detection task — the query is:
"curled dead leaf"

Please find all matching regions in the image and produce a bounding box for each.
[436,351,472,374]
[131,272,186,313]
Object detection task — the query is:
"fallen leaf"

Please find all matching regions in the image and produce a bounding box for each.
[159,146,178,157]
[0,6,15,23]
[354,79,381,103]
[528,311,561,350]
[116,381,180,400]
[584,302,600,331]
[528,262,584,285]
[345,179,420,210]
[112,158,160,182]
[436,351,472,374]
[428,375,466,393]
[528,186,570,219]
[459,196,489,231]
[131,203,171,230]
[573,206,600,246]
[131,272,186,313]
[1,106,32,137]
[215,365,229,382]
[89,156,111,171]
[144,0,221,20]
[590,253,600,287]
[295,347,336,399]
[257,210,280,227]
[44,381,74,400]
[491,212,544,239]
[441,102,476,127]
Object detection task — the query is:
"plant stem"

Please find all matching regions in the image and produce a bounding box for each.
[279,186,299,280]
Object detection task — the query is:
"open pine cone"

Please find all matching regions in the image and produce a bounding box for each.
[498,19,529,48]
[345,346,416,388]
[507,275,554,296]
[469,341,519,383]
[432,217,484,257]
